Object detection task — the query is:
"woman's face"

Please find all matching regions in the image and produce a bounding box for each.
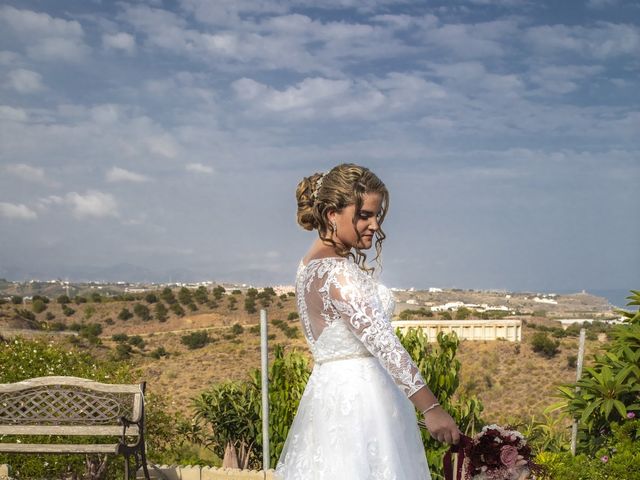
[329,192,383,250]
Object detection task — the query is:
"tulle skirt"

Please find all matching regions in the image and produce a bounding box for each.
[275,356,431,480]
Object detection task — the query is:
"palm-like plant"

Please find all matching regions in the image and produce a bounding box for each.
[551,289,640,452]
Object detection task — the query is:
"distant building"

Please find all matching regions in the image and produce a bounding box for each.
[428,287,443,293]
[392,319,522,342]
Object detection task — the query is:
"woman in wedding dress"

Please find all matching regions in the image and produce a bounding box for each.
[275,164,461,480]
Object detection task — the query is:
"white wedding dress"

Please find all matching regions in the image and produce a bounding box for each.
[275,257,431,480]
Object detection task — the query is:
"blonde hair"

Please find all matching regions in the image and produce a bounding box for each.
[296,163,388,272]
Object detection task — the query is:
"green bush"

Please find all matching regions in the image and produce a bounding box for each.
[531,332,560,358]
[11,295,23,304]
[112,333,129,343]
[178,287,193,306]
[128,335,145,348]
[56,294,71,304]
[170,302,185,317]
[32,299,47,313]
[194,286,209,304]
[150,347,168,359]
[161,287,177,305]
[287,312,299,321]
[74,295,87,304]
[145,293,158,304]
[133,302,151,321]
[118,307,133,321]
[62,304,75,317]
[155,302,168,322]
[181,331,210,349]
[231,323,244,335]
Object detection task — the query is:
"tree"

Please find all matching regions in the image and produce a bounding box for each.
[194,286,209,304]
[133,303,151,321]
[32,299,47,314]
[531,332,560,358]
[57,294,71,305]
[145,293,158,304]
[118,308,133,321]
[11,296,23,305]
[181,331,210,349]
[160,287,177,305]
[178,287,193,306]
[155,302,168,322]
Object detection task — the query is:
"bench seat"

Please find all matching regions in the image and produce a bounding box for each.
[0,443,119,454]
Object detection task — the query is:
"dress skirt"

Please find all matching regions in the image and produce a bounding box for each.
[275,356,432,480]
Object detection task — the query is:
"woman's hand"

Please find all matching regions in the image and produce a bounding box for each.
[423,406,461,445]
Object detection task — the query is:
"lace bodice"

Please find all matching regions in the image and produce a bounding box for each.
[296,257,426,397]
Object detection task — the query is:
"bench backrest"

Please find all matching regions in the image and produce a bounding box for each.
[0,376,144,437]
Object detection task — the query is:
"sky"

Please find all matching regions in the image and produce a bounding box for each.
[0,0,638,294]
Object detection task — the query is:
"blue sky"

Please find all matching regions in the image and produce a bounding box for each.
[0,0,638,293]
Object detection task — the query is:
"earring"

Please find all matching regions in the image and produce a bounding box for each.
[331,220,337,233]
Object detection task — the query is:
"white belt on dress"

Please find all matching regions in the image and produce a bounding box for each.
[315,352,374,365]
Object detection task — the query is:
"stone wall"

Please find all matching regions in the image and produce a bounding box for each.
[138,466,277,480]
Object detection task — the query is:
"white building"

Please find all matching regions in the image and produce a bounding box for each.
[392,319,522,342]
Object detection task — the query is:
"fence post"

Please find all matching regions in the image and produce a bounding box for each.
[260,309,270,477]
[570,328,586,456]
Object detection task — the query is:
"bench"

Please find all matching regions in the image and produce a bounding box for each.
[0,376,150,479]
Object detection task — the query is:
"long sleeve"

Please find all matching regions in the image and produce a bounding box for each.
[328,262,427,398]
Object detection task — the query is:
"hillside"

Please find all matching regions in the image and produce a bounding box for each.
[0,285,613,424]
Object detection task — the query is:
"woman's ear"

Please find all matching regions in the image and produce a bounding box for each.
[326,209,336,223]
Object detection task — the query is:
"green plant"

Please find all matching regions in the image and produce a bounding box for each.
[181,331,210,349]
[118,307,133,321]
[287,312,299,321]
[155,302,168,322]
[133,302,151,321]
[32,299,47,314]
[551,289,640,454]
[396,329,484,478]
[531,332,560,358]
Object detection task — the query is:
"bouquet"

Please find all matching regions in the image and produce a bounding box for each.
[444,425,540,480]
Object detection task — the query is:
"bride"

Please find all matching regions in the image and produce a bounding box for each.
[275,164,460,479]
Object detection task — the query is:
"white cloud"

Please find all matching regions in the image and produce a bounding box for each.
[0,105,28,122]
[0,202,37,220]
[27,37,90,62]
[186,163,214,174]
[0,6,83,37]
[106,167,151,183]
[102,32,136,54]
[6,69,44,93]
[0,6,90,62]
[65,190,119,219]
[525,23,640,59]
[586,0,620,8]
[527,65,604,95]
[4,163,52,185]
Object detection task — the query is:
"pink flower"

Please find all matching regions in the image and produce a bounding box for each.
[500,445,519,468]
[627,412,636,419]
[601,455,609,463]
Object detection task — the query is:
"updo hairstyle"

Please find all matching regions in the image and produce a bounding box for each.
[295,163,388,272]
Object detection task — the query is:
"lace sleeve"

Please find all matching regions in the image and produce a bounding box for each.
[328,262,427,398]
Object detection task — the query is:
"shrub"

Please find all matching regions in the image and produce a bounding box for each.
[287,292,295,297]
[287,312,299,321]
[45,311,55,321]
[62,305,75,317]
[170,303,185,317]
[90,292,102,303]
[160,287,177,305]
[181,331,210,349]
[155,302,168,322]
[231,323,244,335]
[531,332,560,358]
[150,347,168,359]
[118,307,133,321]
[145,293,158,304]
[178,287,193,306]
[212,286,225,300]
[49,322,67,331]
[133,303,151,321]
[112,333,129,343]
[232,289,242,295]
[115,342,133,359]
[245,297,257,314]
[249,325,261,335]
[104,317,114,325]
[83,304,96,320]
[194,286,209,304]
[57,294,71,305]
[74,296,87,304]
[11,296,23,304]
[32,299,47,314]
[128,335,145,348]
[567,355,577,369]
